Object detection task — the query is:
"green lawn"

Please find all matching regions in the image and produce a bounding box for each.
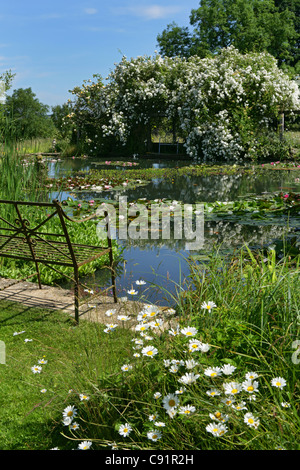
[0,300,132,450]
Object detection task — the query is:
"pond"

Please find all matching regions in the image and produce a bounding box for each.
[46,155,300,306]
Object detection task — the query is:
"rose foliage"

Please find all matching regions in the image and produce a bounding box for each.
[67,47,300,162]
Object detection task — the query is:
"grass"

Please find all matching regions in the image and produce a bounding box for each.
[0,300,133,450]
[0,247,299,450]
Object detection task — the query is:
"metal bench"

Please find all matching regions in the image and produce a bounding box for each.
[0,199,117,323]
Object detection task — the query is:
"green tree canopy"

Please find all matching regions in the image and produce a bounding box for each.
[157,0,299,74]
[5,87,55,140]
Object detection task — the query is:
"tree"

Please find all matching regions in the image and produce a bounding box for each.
[5,88,55,140]
[157,0,299,73]
[69,49,300,161]
[51,102,73,139]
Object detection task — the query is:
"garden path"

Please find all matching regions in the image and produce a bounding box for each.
[0,278,173,326]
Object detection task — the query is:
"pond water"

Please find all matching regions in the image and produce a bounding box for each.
[47,156,300,306]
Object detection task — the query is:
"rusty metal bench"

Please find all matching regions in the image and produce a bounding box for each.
[0,199,117,323]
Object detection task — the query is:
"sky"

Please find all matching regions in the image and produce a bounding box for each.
[0,0,199,109]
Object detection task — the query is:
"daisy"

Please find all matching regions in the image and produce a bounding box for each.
[62,416,73,426]
[144,305,160,317]
[221,364,236,375]
[153,392,161,400]
[141,345,158,358]
[223,381,242,396]
[169,364,179,373]
[178,372,200,385]
[162,393,179,410]
[244,412,260,428]
[169,326,180,336]
[118,423,132,437]
[136,280,146,285]
[79,394,90,401]
[271,377,287,389]
[135,323,150,333]
[166,408,177,419]
[38,358,48,364]
[78,441,92,450]
[175,387,186,395]
[281,402,291,408]
[70,422,80,430]
[199,342,210,352]
[242,379,259,394]
[121,364,132,371]
[40,389,47,393]
[209,411,229,422]
[31,365,42,374]
[127,289,138,295]
[221,398,235,406]
[245,371,259,380]
[204,367,222,378]
[231,401,247,411]
[105,309,116,317]
[154,421,166,427]
[147,430,162,441]
[206,423,228,437]
[201,301,217,311]
[181,326,198,337]
[63,405,77,420]
[149,414,159,421]
[185,359,199,369]
[206,388,221,397]
[117,315,131,321]
[178,405,196,415]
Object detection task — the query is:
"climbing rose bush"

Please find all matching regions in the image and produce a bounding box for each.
[67,47,300,161]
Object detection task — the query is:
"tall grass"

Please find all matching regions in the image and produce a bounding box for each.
[34,247,299,451]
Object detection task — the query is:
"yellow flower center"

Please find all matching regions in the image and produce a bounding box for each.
[232,388,238,394]
[67,411,73,417]
[215,412,221,418]
[211,372,217,376]
[147,351,153,355]
[276,382,281,387]
[247,386,254,391]
[169,399,176,407]
[248,418,254,424]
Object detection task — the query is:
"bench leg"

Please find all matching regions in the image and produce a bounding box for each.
[74,267,79,324]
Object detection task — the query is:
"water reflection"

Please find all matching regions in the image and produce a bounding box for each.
[48,156,300,305]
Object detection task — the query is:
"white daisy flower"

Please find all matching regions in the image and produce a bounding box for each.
[78,440,92,450]
[271,377,287,389]
[162,393,179,410]
[142,345,158,357]
[178,372,200,385]
[79,393,90,401]
[223,381,242,395]
[221,364,236,375]
[206,388,221,397]
[242,379,259,394]
[147,430,162,441]
[204,367,222,378]
[181,326,198,337]
[31,365,42,374]
[201,301,217,311]
[206,422,228,437]
[118,423,132,437]
[244,412,260,428]
[178,405,196,415]
[62,405,77,420]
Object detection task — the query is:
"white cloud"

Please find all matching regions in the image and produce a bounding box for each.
[112,4,182,20]
[84,8,98,15]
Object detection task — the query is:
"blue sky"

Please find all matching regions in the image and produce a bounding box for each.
[0,0,198,109]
